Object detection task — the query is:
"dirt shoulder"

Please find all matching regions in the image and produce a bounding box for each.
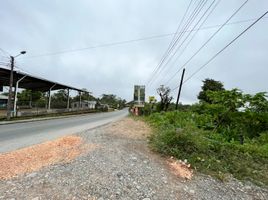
[0,117,267,199]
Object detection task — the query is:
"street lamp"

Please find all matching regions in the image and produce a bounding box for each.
[6,51,27,120]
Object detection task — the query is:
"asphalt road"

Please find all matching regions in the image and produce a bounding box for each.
[0,109,128,153]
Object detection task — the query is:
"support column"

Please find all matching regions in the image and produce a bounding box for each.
[13,75,27,115]
[7,56,14,120]
[67,89,70,110]
[48,90,51,110]
[48,84,56,110]
[79,91,82,109]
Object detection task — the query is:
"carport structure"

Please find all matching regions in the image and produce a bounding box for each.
[0,66,86,114]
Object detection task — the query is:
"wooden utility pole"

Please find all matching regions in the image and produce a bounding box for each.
[7,56,14,120]
[175,68,185,110]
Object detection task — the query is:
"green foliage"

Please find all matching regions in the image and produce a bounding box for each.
[145,78,268,185]
[198,78,225,103]
[247,92,268,113]
[17,89,46,108]
[157,85,173,111]
[51,89,68,108]
[202,89,268,141]
[73,89,96,102]
[100,94,126,109]
[146,111,268,185]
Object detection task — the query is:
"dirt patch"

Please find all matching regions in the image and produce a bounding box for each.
[167,157,193,180]
[107,118,194,181]
[107,117,151,140]
[0,136,97,180]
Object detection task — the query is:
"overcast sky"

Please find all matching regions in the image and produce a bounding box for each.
[0,0,267,103]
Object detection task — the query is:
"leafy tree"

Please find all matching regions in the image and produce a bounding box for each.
[100,94,126,109]
[247,92,268,113]
[51,89,68,108]
[157,85,173,111]
[73,89,96,102]
[17,89,45,107]
[204,89,268,142]
[206,89,244,112]
[198,78,225,103]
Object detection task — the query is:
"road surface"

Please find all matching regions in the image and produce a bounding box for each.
[0,109,128,153]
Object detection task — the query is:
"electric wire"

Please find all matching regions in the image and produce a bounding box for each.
[13,16,267,60]
[165,0,249,86]
[147,0,195,81]
[158,0,222,85]
[147,0,209,86]
[151,0,221,87]
[172,10,268,91]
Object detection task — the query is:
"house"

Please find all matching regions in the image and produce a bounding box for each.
[71,100,97,109]
[0,94,8,108]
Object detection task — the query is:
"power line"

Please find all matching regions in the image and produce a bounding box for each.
[147,0,195,81]
[172,10,268,91]
[21,33,175,59]
[158,0,222,85]
[14,16,268,60]
[147,0,209,86]
[150,0,221,87]
[165,0,249,86]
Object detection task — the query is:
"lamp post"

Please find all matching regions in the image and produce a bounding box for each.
[6,51,26,120]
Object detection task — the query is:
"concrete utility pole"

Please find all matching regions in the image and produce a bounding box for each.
[175,68,186,110]
[6,56,14,120]
[6,51,26,120]
[67,89,70,109]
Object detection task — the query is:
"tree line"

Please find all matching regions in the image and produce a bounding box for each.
[2,89,126,110]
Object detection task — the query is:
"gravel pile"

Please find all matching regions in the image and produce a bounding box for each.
[0,118,267,199]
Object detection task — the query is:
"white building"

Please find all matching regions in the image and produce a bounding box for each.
[0,94,8,108]
[71,100,97,109]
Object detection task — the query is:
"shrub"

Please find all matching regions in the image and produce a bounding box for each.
[146,111,268,185]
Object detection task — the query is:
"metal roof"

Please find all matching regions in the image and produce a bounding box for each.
[0,66,86,92]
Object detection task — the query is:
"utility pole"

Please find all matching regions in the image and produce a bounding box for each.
[6,56,14,120]
[6,51,26,120]
[175,68,186,110]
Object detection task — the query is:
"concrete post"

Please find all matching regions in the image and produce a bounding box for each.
[48,84,56,110]
[79,91,82,109]
[7,56,14,120]
[48,90,51,110]
[13,75,27,115]
[67,89,70,110]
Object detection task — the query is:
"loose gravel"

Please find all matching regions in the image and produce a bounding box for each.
[0,117,267,199]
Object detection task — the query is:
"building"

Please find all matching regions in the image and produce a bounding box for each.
[71,100,97,109]
[0,94,8,108]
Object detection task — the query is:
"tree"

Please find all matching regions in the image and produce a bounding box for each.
[17,89,45,107]
[100,94,118,108]
[198,78,225,103]
[100,94,126,109]
[157,85,173,111]
[205,89,268,142]
[51,89,68,108]
[72,89,96,102]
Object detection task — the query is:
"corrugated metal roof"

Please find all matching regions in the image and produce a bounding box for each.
[0,66,87,92]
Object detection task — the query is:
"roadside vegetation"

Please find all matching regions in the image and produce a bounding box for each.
[140,79,268,186]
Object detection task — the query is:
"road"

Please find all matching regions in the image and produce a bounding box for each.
[0,109,128,153]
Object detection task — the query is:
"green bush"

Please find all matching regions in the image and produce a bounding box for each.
[146,111,268,185]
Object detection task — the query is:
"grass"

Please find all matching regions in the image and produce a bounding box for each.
[145,111,268,186]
